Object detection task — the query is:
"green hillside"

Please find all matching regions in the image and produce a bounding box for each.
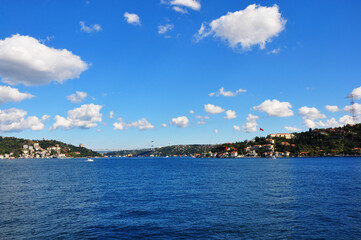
[0,137,101,158]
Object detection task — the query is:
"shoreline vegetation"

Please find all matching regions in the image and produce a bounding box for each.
[1,124,360,159]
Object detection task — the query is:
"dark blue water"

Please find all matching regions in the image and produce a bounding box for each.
[1,157,361,239]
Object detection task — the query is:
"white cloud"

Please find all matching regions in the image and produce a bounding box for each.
[195,4,286,50]
[195,115,209,119]
[214,129,219,134]
[299,106,326,120]
[209,87,246,97]
[0,34,88,86]
[253,99,293,117]
[80,21,102,33]
[172,6,188,13]
[233,125,241,131]
[242,114,259,132]
[162,123,167,128]
[325,105,340,112]
[0,108,44,132]
[224,110,236,120]
[344,103,361,115]
[162,0,201,11]
[204,104,225,114]
[317,118,341,128]
[303,119,317,128]
[339,115,356,125]
[351,86,361,100]
[284,126,301,132]
[124,12,141,25]
[170,116,189,128]
[267,48,280,54]
[0,86,34,105]
[113,118,154,131]
[109,111,114,119]
[41,115,50,121]
[303,115,358,129]
[158,24,174,34]
[50,103,102,130]
[195,115,209,125]
[132,118,154,130]
[113,118,126,131]
[66,91,87,103]
[189,110,194,114]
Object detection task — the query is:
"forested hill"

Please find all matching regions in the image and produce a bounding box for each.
[219,123,361,157]
[107,123,361,157]
[0,137,101,158]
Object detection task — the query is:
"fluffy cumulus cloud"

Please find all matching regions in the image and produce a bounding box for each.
[351,86,361,100]
[284,126,301,132]
[303,119,317,128]
[124,12,141,25]
[189,110,194,114]
[325,105,340,112]
[50,104,102,130]
[299,106,326,120]
[298,106,327,128]
[170,116,189,128]
[113,118,154,131]
[0,34,88,86]
[214,129,219,134]
[162,123,167,128]
[303,115,357,129]
[233,125,241,131]
[158,24,174,34]
[339,115,356,125]
[253,99,293,117]
[162,0,201,12]
[344,103,361,115]
[195,4,286,50]
[67,91,87,103]
[0,108,45,132]
[209,87,246,97]
[242,114,259,132]
[80,21,102,33]
[0,86,34,105]
[204,104,225,114]
[224,110,236,120]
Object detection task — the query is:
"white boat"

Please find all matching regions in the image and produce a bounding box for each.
[86,158,94,162]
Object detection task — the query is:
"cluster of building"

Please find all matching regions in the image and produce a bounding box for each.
[20,143,67,159]
[245,134,294,158]
[0,142,84,159]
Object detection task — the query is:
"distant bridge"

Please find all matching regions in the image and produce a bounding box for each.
[91,148,153,152]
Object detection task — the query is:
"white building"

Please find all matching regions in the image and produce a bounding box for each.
[269,133,294,139]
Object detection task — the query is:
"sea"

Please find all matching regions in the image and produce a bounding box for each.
[1,157,361,239]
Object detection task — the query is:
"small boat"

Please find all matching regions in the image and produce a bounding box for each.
[86,158,94,162]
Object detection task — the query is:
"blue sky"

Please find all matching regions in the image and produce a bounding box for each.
[0,0,361,150]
